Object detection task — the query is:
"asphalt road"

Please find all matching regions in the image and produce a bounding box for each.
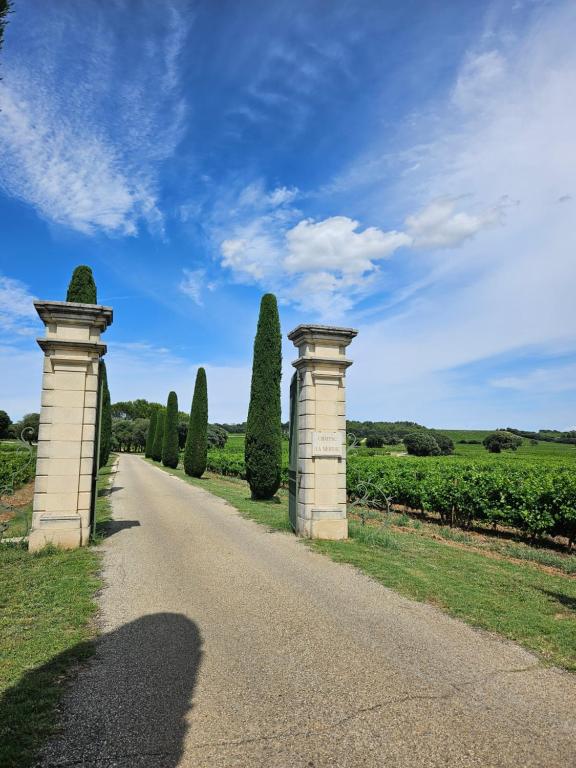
[39,454,576,767]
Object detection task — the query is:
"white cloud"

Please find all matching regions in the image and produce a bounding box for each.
[0,4,188,236]
[284,217,410,274]
[221,220,283,282]
[318,1,576,427]
[179,268,215,306]
[0,275,39,337]
[405,198,504,249]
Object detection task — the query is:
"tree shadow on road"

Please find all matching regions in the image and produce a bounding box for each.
[96,519,141,539]
[0,613,203,768]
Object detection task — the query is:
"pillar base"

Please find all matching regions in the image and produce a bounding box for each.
[28,515,82,552]
[296,509,348,540]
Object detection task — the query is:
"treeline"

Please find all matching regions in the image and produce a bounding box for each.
[111,403,227,454]
[347,420,425,444]
[505,427,576,445]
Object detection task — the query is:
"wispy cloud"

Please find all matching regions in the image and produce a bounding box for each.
[179,268,216,306]
[491,364,576,394]
[0,1,189,236]
[0,274,39,338]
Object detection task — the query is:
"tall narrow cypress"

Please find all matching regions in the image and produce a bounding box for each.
[245,294,282,499]
[66,265,97,303]
[184,368,208,478]
[98,361,112,466]
[162,391,180,468]
[151,410,165,462]
[145,409,158,458]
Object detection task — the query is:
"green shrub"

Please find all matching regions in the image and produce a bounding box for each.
[207,424,227,448]
[184,369,208,478]
[151,410,165,462]
[365,435,384,448]
[404,432,440,456]
[145,409,157,458]
[431,432,454,455]
[162,392,179,469]
[66,265,97,304]
[483,431,523,453]
[245,294,282,499]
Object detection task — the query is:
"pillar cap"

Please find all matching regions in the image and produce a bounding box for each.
[34,300,113,331]
[287,324,358,346]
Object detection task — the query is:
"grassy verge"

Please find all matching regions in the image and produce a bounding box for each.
[146,458,576,671]
[0,456,116,768]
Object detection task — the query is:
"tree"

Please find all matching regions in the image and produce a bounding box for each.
[151,410,165,461]
[0,409,11,438]
[365,435,384,448]
[145,409,158,457]
[177,413,189,449]
[431,432,454,456]
[98,361,112,466]
[0,2,11,62]
[111,399,162,420]
[245,294,282,499]
[404,432,441,456]
[13,413,40,443]
[483,431,523,454]
[162,392,180,468]
[66,265,97,304]
[207,424,227,448]
[184,368,208,477]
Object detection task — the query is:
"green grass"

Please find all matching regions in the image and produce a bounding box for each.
[0,456,115,768]
[2,502,32,539]
[147,457,576,671]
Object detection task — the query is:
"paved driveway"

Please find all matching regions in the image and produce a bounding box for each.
[40,454,576,767]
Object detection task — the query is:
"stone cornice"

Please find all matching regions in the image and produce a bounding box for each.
[34,300,113,331]
[37,338,107,356]
[287,324,358,347]
[292,356,353,371]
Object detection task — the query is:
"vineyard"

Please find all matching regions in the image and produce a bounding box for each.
[0,444,35,494]
[203,435,576,547]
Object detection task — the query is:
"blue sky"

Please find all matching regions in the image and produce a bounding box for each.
[1,0,575,427]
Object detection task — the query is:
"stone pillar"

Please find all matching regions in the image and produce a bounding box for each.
[288,324,357,540]
[29,301,113,552]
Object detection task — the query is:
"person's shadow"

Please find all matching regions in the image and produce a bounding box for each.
[1,613,202,768]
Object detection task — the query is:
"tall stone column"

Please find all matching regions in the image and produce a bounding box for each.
[29,301,113,552]
[288,324,357,540]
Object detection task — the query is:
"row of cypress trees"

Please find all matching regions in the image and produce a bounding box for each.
[65,265,283,501]
[145,368,209,476]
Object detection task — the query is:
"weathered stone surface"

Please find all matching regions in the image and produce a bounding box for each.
[288,324,357,540]
[29,300,112,552]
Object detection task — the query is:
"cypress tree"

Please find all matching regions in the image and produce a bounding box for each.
[0,2,12,59]
[66,265,97,303]
[245,293,282,499]
[98,361,112,466]
[184,368,208,478]
[145,408,158,458]
[162,391,180,468]
[151,409,165,462]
